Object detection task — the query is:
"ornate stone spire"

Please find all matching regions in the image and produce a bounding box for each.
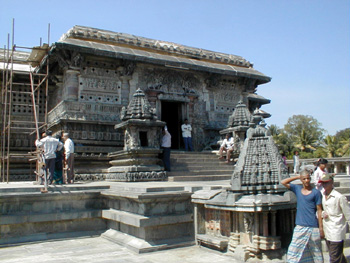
[227,101,251,128]
[120,89,156,121]
[231,117,288,191]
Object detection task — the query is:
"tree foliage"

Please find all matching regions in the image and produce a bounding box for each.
[269,114,348,159]
[284,115,325,152]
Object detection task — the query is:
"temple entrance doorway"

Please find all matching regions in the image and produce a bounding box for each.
[161,101,182,149]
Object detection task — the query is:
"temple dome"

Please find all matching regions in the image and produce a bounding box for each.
[121,89,156,121]
[227,101,252,128]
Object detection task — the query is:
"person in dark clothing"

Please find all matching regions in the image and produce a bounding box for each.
[52,135,64,184]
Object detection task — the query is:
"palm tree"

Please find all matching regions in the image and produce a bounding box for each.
[320,135,339,158]
[337,137,350,157]
[293,129,317,152]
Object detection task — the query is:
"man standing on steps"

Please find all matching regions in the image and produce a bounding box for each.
[181,119,193,151]
[161,126,171,172]
[320,173,350,263]
[35,130,63,185]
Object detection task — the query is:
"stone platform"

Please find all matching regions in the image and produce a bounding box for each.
[1,177,349,262]
[0,180,229,253]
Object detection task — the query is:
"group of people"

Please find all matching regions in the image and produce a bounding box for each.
[282,158,350,263]
[35,130,75,186]
[160,118,194,172]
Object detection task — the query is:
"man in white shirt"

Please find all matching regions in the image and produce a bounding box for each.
[181,119,193,151]
[161,126,171,171]
[62,133,75,184]
[218,134,234,163]
[320,173,350,263]
[35,130,63,185]
[293,151,300,174]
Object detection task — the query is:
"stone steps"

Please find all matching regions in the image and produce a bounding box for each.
[168,152,233,182]
[0,184,110,195]
[168,175,231,182]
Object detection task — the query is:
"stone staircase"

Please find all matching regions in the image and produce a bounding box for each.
[334,175,350,202]
[167,151,234,182]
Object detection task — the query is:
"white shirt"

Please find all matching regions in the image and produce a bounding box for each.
[313,167,328,192]
[221,137,234,149]
[181,124,192,138]
[35,136,63,160]
[161,129,171,148]
[64,138,74,159]
[322,189,350,242]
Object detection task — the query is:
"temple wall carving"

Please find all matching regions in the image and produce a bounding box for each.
[44,52,256,151]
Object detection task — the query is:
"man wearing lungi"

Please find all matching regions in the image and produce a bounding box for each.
[281,170,324,263]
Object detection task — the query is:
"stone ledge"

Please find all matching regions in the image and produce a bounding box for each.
[196,234,229,251]
[101,190,193,200]
[102,209,193,227]
[101,228,195,253]
[1,209,102,225]
[0,230,104,247]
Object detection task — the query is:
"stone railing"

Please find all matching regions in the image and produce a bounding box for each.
[285,157,350,175]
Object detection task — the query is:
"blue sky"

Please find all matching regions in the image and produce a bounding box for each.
[1,0,349,135]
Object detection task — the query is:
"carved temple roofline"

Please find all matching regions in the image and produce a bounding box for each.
[53,26,271,84]
[52,39,271,84]
[60,25,252,68]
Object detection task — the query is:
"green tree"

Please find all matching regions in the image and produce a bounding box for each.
[319,135,339,158]
[335,128,350,156]
[284,115,325,153]
[268,124,293,157]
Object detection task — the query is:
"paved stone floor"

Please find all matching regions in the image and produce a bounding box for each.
[0,236,236,263]
[2,236,349,263]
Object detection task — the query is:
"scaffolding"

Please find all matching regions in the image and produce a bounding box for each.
[0,19,50,183]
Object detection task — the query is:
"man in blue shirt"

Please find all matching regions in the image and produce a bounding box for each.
[281,170,324,263]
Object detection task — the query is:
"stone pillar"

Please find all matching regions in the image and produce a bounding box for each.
[271,211,276,236]
[334,163,340,174]
[121,76,131,106]
[63,69,80,101]
[194,204,198,245]
[254,213,259,236]
[262,212,268,237]
[234,213,239,233]
[290,210,295,231]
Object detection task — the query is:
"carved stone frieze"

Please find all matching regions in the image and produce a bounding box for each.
[48,101,121,124]
[140,68,200,96]
[105,171,167,182]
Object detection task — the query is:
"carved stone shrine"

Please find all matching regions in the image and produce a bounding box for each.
[192,114,297,261]
[107,88,166,181]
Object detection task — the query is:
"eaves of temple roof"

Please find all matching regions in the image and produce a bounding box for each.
[52,25,271,84]
[247,93,271,105]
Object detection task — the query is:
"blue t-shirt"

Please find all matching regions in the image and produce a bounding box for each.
[290,184,322,227]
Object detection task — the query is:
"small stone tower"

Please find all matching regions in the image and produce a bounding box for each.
[107,89,167,181]
[192,115,296,261]
[220,101,252,154]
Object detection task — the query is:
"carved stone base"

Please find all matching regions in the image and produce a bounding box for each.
[105,171,167,182]
[107,149,166,181]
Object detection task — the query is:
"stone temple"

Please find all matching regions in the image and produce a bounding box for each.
[0,25,272,180]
